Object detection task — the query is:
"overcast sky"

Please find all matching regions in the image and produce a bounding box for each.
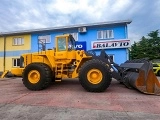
[0,0,159,43]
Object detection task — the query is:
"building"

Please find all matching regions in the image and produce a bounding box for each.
[0,20,132,73]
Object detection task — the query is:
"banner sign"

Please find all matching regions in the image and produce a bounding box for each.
[91,39,131,49]
[75,41,86,51]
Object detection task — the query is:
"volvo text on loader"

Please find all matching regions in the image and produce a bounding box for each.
[11,34,160,95]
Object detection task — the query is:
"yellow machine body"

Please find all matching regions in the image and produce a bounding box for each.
[11,34,91,79]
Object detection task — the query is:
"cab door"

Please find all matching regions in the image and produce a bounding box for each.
[55,36,68,59]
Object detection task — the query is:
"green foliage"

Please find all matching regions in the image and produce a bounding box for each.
[130,30,160,60]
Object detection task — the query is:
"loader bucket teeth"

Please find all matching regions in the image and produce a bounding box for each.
[120,59,160,95]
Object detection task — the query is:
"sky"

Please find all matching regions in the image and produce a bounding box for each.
[0,0,159,43]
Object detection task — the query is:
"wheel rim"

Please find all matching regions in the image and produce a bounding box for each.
[87,69,103,84]
[28,70,40,84]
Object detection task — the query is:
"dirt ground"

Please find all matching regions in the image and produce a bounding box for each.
[0,78,160,120]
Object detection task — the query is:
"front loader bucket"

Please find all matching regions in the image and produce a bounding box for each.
[120,59,160,95]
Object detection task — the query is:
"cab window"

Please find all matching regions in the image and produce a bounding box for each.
[68,38,75,50]
[68,36,76,51]
[57,37,66,51]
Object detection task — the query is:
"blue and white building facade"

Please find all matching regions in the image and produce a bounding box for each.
[31,20,131,65]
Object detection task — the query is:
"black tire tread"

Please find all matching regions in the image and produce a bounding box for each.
[79,59,112,92]
[22,63,52,90]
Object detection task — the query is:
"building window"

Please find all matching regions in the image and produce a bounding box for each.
[70,33,78,41]
[12,58,20,67]
[13,37,24,45]
[97,30,114,39]
[38,35,51,43]
[97,31,103,39]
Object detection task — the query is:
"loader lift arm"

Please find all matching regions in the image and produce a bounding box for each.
[86,49,123,81]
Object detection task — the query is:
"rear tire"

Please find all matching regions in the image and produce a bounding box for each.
[79,59,112,92]
[22,63,52,90]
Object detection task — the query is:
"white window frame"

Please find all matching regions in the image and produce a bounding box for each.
[12,58,20,67]
[97,30,114,39]
[108,30,114,38]
[38,35,51,43]
[13,37,24,45]
[97,31,103,39]
[70,33,78,41]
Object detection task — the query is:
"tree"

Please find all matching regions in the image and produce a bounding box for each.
[130,30,160,60]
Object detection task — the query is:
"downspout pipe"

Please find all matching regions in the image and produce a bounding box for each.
[3,36,6,72]
[125,23,129,60]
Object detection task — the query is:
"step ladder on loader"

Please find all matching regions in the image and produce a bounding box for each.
[55,63,68,82]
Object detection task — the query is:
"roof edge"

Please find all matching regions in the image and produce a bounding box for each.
[0,19,132,36]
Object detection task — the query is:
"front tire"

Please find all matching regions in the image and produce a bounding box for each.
[22,63,52,90]
[79,59,112,92]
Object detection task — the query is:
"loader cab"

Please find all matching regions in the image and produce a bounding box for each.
[55,34,76,59]
[56,34,76,51]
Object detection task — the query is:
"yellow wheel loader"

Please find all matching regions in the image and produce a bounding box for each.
[11,34,160,95]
